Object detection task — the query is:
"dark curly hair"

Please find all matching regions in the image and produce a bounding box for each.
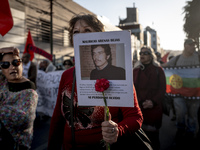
[69,14,104,46]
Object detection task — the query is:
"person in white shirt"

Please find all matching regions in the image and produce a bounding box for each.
[162,38,200,148]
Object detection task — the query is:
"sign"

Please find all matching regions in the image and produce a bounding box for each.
[36,70,63,116]
[73,31,134,107]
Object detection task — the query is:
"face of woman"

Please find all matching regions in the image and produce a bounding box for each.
[1,54,23,83]
[139,48,152,64]
[73,20,96,34]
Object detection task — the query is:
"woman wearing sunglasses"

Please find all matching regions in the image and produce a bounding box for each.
[133,46,166,150]
[0,47,38,149]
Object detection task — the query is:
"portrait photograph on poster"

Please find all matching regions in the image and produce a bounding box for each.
[73,30,134,107]
[79,43,126,80]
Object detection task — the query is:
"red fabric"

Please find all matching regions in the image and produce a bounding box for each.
[48,67,143,150]
[23,30,35,61]
[0,0,13,36]
[28,45,53,61]
[161,52,170,63]
[133,64,166,128]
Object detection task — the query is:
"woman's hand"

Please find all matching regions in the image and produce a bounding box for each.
[101,120,119,144]
[142,100,153,109]
[0,47,20,56]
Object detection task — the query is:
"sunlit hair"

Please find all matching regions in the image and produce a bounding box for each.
[69,14,105,46]
[134,46,160,70]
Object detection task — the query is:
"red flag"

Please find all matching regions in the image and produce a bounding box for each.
[28,45,53,61]
[24,30,35,61]
[0,0,13,36]
[161,52,170,63]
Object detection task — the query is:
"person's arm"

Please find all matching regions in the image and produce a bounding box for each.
[161,62,168,67]
[101,85,143,144]
[162,55,179,67]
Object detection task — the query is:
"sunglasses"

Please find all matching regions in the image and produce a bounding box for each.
[139,51,151,56]
[0,59,22,69]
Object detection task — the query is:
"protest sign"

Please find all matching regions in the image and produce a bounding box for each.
[164,65,200,99]
[36,70,63,116]
[73,30,134,107]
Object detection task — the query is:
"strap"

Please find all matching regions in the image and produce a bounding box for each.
[174,54,181,66]
[70,69,76,149]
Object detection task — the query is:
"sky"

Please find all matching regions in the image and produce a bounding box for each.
[73,0,189,50]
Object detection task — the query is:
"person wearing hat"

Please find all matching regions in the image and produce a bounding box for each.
[162,38,200,148]
[162,38,199,67]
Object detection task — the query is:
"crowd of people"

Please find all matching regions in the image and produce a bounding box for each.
[0,14,200,150]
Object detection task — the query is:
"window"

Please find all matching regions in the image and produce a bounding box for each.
[63,29,69,46]
[40,19,50,42]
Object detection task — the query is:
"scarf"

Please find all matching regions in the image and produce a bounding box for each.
[0,74,38,148]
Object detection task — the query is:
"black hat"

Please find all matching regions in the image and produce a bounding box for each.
[184,38,196,45]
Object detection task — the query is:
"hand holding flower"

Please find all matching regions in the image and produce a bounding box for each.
[95,78,112,149]
[101,119,119,144]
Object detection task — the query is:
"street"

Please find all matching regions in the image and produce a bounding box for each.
[30,116,51,150]
[30,110,196,150]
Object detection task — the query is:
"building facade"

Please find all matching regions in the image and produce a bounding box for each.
[1,0,121,66]
[145,26,161,52]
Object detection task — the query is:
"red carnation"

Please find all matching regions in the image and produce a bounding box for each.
[95,78,110,92]
[95,78,110,149]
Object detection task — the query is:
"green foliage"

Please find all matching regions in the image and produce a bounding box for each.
[183,0,200,48]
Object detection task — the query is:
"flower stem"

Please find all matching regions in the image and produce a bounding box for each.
[102,92,110,150]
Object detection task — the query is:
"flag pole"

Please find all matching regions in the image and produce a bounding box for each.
[50,0,54,64]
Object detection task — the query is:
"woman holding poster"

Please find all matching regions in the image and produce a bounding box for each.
[133,46,166,150]
[48,14,143,150]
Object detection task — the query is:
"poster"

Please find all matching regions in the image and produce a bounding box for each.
[74,30,134,107]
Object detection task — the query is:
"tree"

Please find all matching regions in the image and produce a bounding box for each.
[183,0,200,49]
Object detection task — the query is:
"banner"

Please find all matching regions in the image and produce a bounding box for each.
[164,66,200,99]
[36,70,64,116]
[28,45,53,61]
